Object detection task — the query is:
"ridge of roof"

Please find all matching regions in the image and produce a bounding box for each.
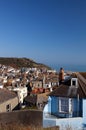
[77,73,86,96]
[77,72,86,84]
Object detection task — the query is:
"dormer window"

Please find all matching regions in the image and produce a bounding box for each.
[71,78,78,87]
[72,80,76,86]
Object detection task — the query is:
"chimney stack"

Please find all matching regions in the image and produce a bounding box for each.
[59,67,64,85]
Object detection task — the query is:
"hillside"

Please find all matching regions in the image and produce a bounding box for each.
[0,57,51,69]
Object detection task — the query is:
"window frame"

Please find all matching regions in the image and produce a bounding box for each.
[72,80,76,86]
[59,97,72,113]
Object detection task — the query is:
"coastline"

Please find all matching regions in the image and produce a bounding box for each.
[49,64,86,72]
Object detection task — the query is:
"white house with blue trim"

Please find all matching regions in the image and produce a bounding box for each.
[43,72,86,130]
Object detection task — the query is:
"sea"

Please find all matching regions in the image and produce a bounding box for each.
[49,64,86,72]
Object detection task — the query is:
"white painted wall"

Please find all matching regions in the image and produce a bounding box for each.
[43,116,82,130]
[83,99,86,129]
[12,87,27,104]
[0,85,3,89]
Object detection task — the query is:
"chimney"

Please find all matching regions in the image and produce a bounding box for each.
[59,67,64,85]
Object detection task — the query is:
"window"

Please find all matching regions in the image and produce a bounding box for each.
[59,97,72,113]
[72,80,76,86]
[71,78,78,87]
[6,104,11,112]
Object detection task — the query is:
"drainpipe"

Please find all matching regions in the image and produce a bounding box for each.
[77,94,79,117]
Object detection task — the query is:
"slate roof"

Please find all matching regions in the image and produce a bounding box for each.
[0,89,17,104]
[49,73,86,98]
[79,72,86,79]
[24,95,37,104]
[77,73,86,96]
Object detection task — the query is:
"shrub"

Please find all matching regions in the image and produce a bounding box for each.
[0,124,59,130]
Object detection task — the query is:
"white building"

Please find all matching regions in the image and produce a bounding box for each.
[10,86,27,104]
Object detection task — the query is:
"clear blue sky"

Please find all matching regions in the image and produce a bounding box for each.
[0,0,86,67]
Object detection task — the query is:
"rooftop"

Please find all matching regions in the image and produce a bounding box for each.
[79,72,86,79]
[49,73,86,98]
[0,89,17,103]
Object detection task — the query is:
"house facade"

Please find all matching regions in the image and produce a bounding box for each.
[43,73,86,130]
[0,89,19,113]
[31,80,43,89]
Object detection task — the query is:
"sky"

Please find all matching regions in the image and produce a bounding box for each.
[0,0,86,68]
